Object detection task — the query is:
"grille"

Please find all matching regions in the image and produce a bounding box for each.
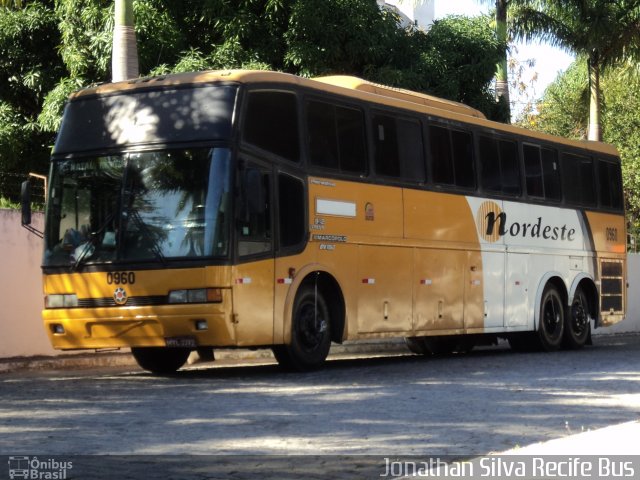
[600,259,624,313]
[77,295,168,308]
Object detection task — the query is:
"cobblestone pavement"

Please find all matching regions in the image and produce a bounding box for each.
[0,335,639,477]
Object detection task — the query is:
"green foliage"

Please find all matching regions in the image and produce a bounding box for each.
[509,0,640,140]
[519,61,640,237]
[522,61,588,138]
[0,0,510,201]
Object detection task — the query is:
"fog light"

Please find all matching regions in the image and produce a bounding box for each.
[51,324,65,334]
[195,320,208,331]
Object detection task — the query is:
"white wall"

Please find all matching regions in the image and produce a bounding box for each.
[0,209,57,357]
[597,253,640,334]
[0,207,637,359]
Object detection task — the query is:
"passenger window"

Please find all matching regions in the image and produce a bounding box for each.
[237,162,272,257]
[524,144,561,202]
[451,130,475,188]
[278,173,306,248]
[373,113,425,181]
[243,91,300,162]
[541,147,561,201]
[429,125,474,189]
[598,159,623,210]
[479,136,521,196]
[562,152,596,207]
[523,144,544,197]
[479,136,501,193]
[430,125,454,185]
[307,100,366,174]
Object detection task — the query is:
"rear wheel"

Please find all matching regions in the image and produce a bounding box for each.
[274,286,331,371]
[536,284,565,351]
[563,287,591,349]
[131,347,190,374]
[405,337,431,355]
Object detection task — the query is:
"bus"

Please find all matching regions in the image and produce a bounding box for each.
[21,70,627,373]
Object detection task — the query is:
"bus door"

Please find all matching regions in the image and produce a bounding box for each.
[231,160,275,346]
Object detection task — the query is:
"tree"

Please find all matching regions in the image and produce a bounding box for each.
[1,0,509,201]
[520,61,640,237]
[0,1,63,199]
[510,0,640,141]
[475,1,511,116]
[112,0,138,81]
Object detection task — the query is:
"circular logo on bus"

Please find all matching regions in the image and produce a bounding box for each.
[476,201,503,243]
[113,287,128,305]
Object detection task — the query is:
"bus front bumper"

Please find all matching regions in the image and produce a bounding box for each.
[42,303,236,350]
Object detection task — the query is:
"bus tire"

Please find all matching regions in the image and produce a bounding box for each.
[131,347,190,374]
[563,287,591,349]
[536,284,565,351]
[276,286,331,371]
[423,336,458,355]
[405,337,431,355]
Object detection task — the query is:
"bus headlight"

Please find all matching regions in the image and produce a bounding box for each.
[45,294,78,309]
[168,288,223,304]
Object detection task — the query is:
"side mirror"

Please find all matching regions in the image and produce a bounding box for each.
[21,180,32,226]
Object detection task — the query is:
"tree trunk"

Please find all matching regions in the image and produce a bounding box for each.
[495,0,510,121]
[587,53,602,141]
[112,0,138,82]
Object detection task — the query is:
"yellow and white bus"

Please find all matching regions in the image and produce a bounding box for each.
[23,70,626,372]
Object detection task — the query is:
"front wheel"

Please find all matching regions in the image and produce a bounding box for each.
[536,284,565,351]
[563,288,591,349]
[274,286,331,371]
[131,347,191,374]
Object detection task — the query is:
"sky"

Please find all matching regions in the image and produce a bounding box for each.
[434,0,575,117]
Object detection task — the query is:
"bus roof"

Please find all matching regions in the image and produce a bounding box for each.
[70,69,620,158]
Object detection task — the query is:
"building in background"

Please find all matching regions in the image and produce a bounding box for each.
[377,0,435,30]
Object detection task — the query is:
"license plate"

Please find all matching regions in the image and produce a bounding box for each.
[165,336,197,348]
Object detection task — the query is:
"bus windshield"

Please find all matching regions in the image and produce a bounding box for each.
[44,147,232,267]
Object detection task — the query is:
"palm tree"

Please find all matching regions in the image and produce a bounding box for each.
[510,0,640,141]
[476,1,511,116]
[112,0,138,82]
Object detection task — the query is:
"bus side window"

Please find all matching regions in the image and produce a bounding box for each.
[541,147,561,201]
[373,113,424,181]
[278,173,306,249]
[562,152,596,207]
[479,135,521,196]
[524,144,544,197]
[429,125,454,185]
[243,91,300,163]
[598,158,623,211]
[237,163,272,257]
[430,125,475,189]
[307,100,367,175]
[451,129,475,189]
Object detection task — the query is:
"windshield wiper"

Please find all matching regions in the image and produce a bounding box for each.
[70,212,115,272]
[128,209,167,266]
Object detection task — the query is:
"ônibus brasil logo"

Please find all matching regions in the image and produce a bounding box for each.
[475,201,577,244]
[8,456,73,480]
